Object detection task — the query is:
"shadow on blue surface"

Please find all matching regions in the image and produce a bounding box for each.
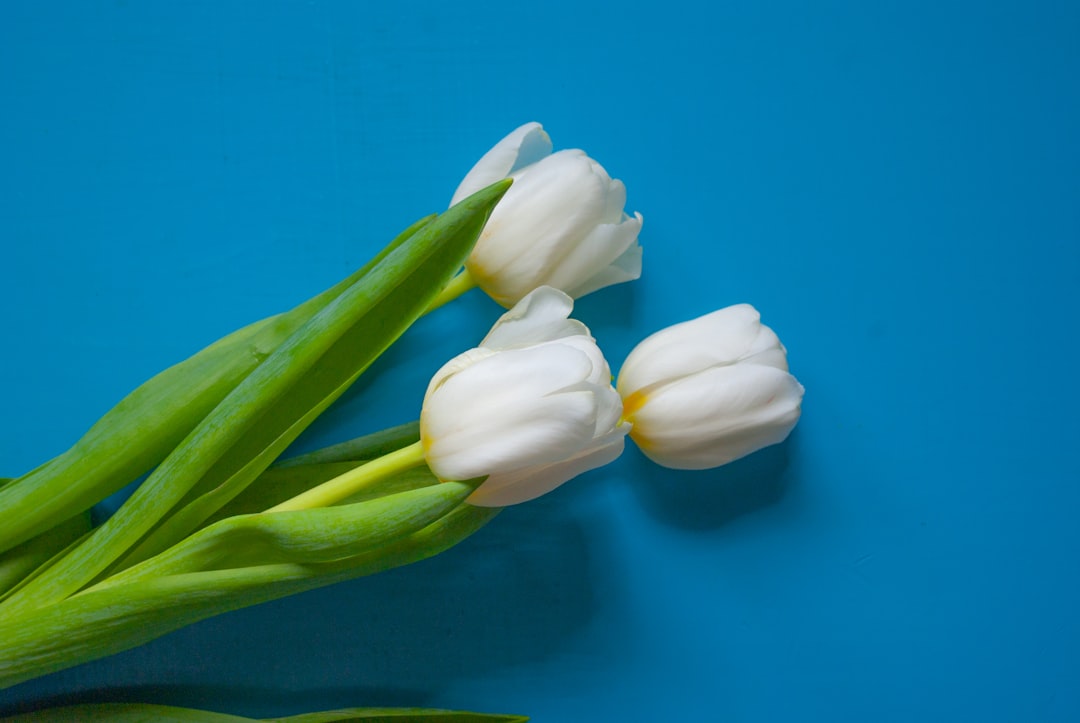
[630,433,798,531]
[1,491,597,718]
[570,281,639,335]
[1,684,440,719]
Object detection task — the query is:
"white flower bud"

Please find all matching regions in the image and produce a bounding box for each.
[421,287,629,506]
[451,122,643,307]
[617,304,804,470]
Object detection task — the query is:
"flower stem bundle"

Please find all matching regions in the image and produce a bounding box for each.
[0,180,510,687]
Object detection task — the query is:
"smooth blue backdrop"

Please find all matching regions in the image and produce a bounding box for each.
[2,1,1079,720]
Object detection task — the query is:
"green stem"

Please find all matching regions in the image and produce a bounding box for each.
[426,268,478,312]
[268,441,427,512]
[273,420,420,468]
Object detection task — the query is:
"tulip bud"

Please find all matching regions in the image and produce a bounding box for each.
[420,287,629,506]
[451,122,643,307]
[616,304,804,470]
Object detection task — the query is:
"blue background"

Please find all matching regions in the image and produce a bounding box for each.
[2,1,1079,720]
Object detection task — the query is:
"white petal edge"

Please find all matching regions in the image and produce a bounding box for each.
[617,304,786,399]
[480,287,587,351]
[467,434,627,507]
[450,122,553,206]
[559,212,644,299]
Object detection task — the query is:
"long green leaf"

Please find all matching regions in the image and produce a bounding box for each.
[100,481,472,587]
[0,216,435,556]
[0,181,509,616]
[0,513,91,597]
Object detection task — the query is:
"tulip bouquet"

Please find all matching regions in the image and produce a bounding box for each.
[0,123,803,717]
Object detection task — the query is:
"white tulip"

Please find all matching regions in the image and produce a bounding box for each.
[450,122,643,307]
[420,287,629,506]
[617,304,804,470]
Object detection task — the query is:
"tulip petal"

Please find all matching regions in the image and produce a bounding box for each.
[466,151,613,305]
[480,287,588,350]
[558,212,644,299]
[421,344,602,479]
[629,364,804,469]
[545,335,613,387]
[479,152,610,270]
[467,434,626,507]
[425,347,498,397]
[593,386,627,437]
[450,122,552,206]
[598,176,629,225]
[452,127,641,306]
[427,344,596,422]
[421,283,625,504]
[618,304,788,400]
[426,391,598,480]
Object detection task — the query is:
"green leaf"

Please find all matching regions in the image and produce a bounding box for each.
[101,481,473,586]
[0,181,510,616]
[0,215,435,557]
[0,513,91,597]
[274,421,421,468]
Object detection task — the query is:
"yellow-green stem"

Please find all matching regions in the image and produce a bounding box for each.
[267,441,427,512]
[426,268,479,312]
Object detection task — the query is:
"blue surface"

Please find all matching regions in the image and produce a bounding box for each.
[2,1,1079,720]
